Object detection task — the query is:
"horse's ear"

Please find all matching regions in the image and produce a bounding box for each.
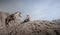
[15,11,21,13]
[14,12,19,14]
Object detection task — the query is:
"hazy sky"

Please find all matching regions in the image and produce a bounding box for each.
[0,0,60,20]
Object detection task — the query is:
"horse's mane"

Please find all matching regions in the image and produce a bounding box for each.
[13,12,21,18]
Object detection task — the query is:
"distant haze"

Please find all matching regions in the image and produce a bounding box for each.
[0,0,60,20]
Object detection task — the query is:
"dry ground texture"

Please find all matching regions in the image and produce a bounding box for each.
[0,12,60,35]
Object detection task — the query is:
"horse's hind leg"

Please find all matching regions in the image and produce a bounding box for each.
[5,19,7,27]
[5,20,9,28]
[5,22,8,28]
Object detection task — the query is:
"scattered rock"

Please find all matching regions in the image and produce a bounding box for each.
[0,12,60,35]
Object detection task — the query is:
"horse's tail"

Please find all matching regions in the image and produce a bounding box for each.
[5,18,9,27]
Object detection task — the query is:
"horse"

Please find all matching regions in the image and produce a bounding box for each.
[5,12,22,27]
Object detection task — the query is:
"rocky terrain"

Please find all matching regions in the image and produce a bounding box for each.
[52,19,60,25]
[0,12,60,35]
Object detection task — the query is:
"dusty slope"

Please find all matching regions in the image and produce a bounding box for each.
[0,12,9,27]
[52,19,60,25]
[0,12,60,35]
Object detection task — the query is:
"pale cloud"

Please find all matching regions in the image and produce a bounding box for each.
[0,0,60,20]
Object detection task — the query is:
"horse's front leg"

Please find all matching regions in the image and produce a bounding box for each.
[14,17,16,23]
[14,19,15,23]
[13,18,16,23]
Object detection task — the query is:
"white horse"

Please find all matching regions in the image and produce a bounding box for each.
[5,12,22,27]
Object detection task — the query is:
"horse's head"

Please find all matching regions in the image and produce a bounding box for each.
[19,12,22,17]
[14,12,22,19]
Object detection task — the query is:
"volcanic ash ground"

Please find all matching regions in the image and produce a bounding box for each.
[0,12,60,35]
